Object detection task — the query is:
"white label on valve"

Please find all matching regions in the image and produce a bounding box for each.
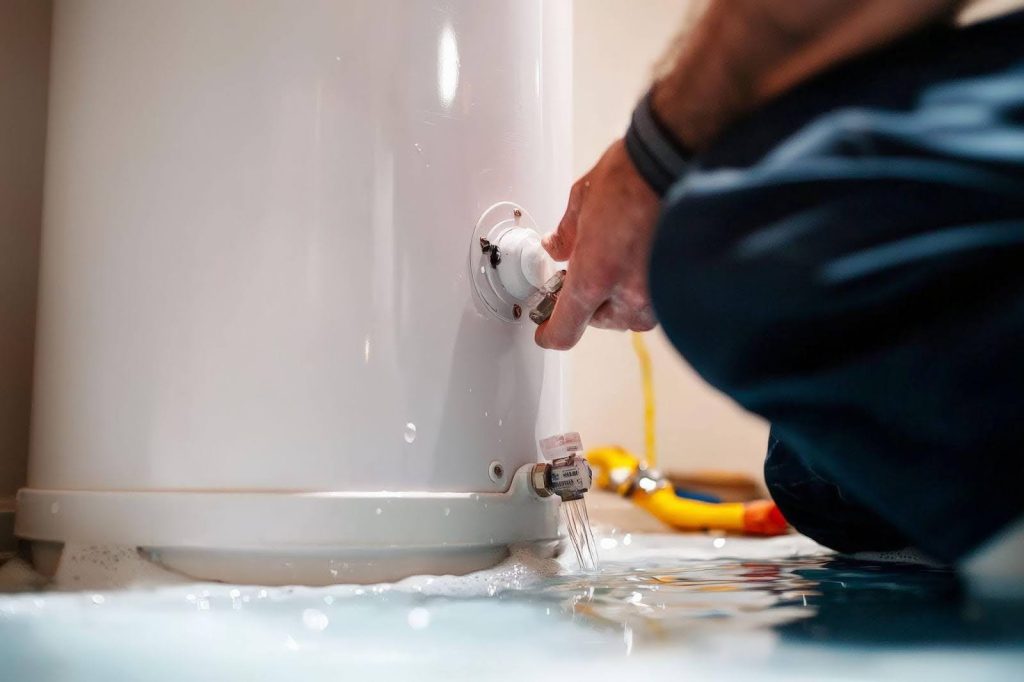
[539,432,583,459]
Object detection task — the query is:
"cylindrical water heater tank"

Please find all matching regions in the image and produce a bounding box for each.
[17,0,572,584]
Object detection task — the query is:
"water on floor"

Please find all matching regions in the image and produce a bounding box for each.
[1,532,1022,681]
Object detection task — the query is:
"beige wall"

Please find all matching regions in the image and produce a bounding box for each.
[0,0,51,522]
[570,0,770,483]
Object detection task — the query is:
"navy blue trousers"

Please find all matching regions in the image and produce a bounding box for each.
[650,10,1024,563]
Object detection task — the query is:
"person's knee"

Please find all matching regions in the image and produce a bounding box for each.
[648,191,808,397]
[763,434,911,554]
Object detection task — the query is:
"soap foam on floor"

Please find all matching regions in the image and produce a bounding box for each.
[51,533,828,597]
[53,544,192,591]
[385,544,564,597]
[0,557,48,593]
[0,540,571,598]
[1,533,829,597]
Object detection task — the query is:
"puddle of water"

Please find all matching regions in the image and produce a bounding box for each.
[1,533,1022,681]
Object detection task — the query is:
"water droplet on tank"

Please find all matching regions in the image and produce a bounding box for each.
[50,502,60,514]
[375,507,383,515]
[443,507,451,516]
[90,594,105,605]
[404,423,417,443]
[498,419,503,426]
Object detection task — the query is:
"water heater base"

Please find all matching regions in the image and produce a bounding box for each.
[18,466,561,585]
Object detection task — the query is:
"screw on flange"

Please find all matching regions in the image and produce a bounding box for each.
[513,208,522,218]
[480,237,501,268]
[489,460,506,483]
[512,304,522,320]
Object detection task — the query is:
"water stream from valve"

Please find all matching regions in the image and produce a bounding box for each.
[539,434,600,573]
[562,498,599,572]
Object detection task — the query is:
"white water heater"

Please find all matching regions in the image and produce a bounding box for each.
[17,0,572,584]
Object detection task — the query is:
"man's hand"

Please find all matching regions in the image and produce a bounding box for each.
[535,0,968,351]
[535,140,661,350]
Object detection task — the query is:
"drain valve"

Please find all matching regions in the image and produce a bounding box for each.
[532,432,593,501]
[533,431,599,571]
[531,454,593,501]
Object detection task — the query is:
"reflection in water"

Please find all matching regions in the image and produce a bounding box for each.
[528,556,821,642]
[521,553,1024,652]
[780,560,1024,647]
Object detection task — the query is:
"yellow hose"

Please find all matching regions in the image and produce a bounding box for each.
[584,333,788,536]
[586,445,750,532]
[634,488,748,532]
[631,332,656,470]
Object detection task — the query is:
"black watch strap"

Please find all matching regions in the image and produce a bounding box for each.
[624,88,693,197]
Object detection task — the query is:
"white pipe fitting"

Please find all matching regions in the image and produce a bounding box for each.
[494,228,556,301]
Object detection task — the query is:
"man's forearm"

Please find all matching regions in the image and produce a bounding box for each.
[651,0,968,150]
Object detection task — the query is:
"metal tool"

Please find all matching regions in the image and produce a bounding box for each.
[526,269,566,324]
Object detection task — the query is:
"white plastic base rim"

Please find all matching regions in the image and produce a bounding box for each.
[17,465,561,584]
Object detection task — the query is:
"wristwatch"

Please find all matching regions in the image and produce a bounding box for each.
[624,86,694,197]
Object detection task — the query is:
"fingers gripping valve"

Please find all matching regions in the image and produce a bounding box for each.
[470,202,565,323]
